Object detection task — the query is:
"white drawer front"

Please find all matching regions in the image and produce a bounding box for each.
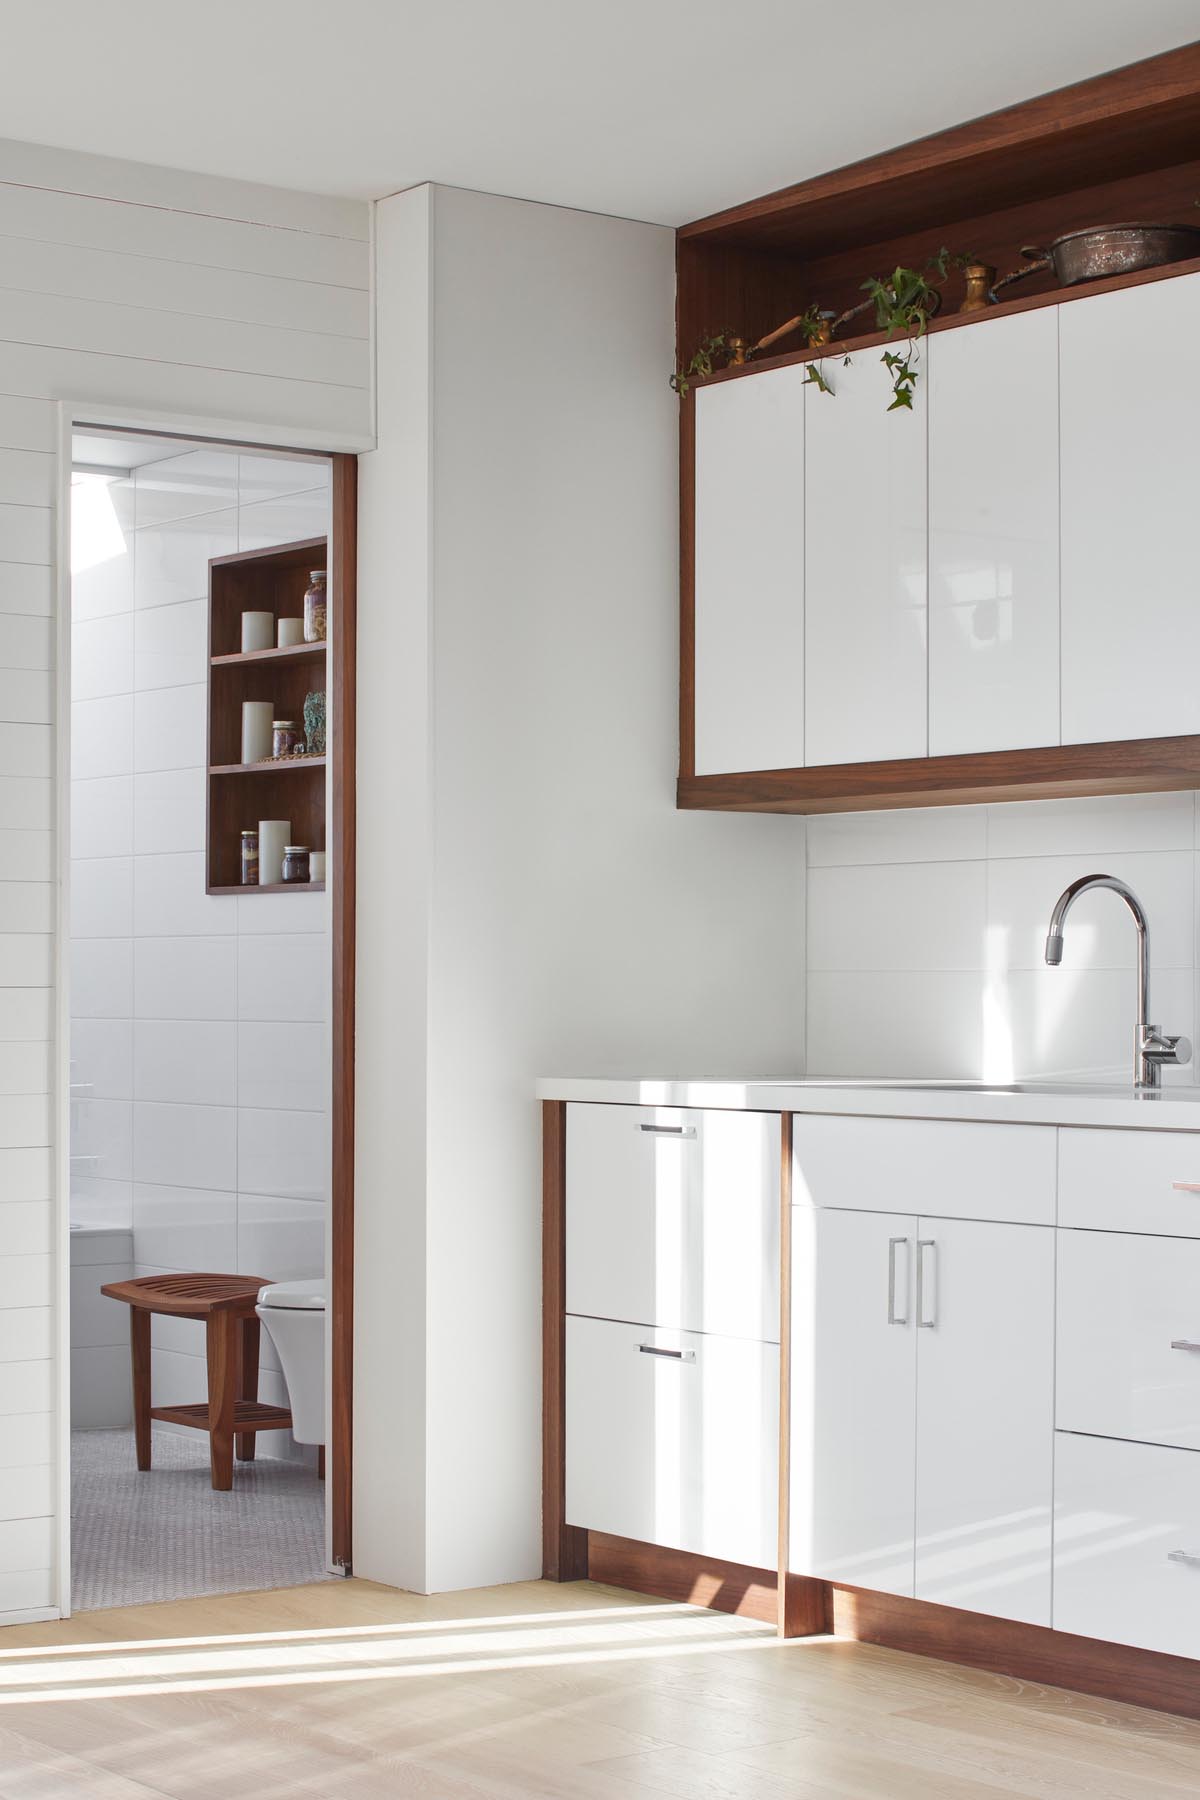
[1057,1229,1200,1453]
[565,1314,778,1570]
[1060,1128,1200,1236]
[566,1103,779,1341]
[1054,1431,1200,1658]
[793,1115,1055,1225]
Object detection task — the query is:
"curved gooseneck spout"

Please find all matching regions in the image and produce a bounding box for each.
[1044,874,1189,1088]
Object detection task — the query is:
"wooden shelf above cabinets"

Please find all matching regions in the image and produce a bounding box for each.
[206,537,328,893]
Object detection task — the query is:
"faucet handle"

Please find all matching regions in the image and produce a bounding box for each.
[1141,1027,1192,1069]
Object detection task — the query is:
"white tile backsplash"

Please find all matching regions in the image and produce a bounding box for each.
[806,793,1200,1084]
[72,446,330,1379]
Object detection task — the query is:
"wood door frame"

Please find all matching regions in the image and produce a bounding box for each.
[58,418,358,1609]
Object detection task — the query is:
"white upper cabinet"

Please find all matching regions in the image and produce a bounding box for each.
[928,309,1060,756]
[1060,272,1200,744]
[693,364,805,774]
[804,347,928,766]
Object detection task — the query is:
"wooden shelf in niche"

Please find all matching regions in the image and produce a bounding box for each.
[206,535,328,895]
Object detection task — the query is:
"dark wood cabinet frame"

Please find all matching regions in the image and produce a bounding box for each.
[676,43,1200,816]
[542,1099,1200,1722]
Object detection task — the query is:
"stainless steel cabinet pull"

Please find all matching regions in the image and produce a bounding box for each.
[1168,1549,1200,1566]
[916,1239,938,1329]
[887,1236,909,1326]
[1171,1340,1200,1352]
[638,1344,696,1362]
[1172,1183,1200,1194]
[638,1123,696,1138]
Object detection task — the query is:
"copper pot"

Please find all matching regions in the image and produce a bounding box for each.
[995,223,1200,297]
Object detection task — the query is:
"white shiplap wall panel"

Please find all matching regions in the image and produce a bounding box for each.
[0,137,371,1618]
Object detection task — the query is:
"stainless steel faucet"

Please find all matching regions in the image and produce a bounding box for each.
[1044,874,1191,1088]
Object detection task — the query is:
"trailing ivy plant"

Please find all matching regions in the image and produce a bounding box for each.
[856,248,972,409]
[670,332,735,397]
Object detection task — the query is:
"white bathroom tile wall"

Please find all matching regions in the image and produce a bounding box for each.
[71,694,132,780]
[237,489,329,552]
[133,508,237,609]
[134,936,237,1020]
[132,768,205,855]
[71,543,132,623]
[133,599,207,691]
[806,794,1200,1084]
[132,1019,236,1107]
[71,1019,132,1100]
[238,1108,327,1203]
[237,934,326,1022]
[133,852,232,938]
[132,1184,237,1271]
[71,938,132,1019]
[132,683,206,773]
[71,614,133,700]
[69,856,133,938]
[133,451,238,530]
[71,1098,132,1182]
[237,1195,325,1282]
[237,453,327,506]
[133,1101,237,1192]
[70,775,133,859]
[238,1022,326,1112]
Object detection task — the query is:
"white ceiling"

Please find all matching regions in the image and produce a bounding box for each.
[7,2,1199,225]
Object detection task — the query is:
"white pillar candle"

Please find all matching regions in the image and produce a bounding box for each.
[241,701,274,765]
[258,820,291,887]
[241,611,274,653]
[277,618,305,648]
[309,851,326,883]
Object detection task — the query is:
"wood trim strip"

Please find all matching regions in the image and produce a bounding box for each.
[588,1533,778,1626]
[330,451,357,1572]
[832,1584,1200,1724]
[678,736,1200,815]
[777,1113,830,1638]
[679,42,1200,241]
[678,388,696,780]
[542,1100,589,1581]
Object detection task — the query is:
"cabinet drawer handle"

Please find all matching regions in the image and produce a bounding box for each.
[1168,1550,1200,1566]
[1172,1183,1200,1193]
[1171,1340,1200,1352]
[916,1239,938,1330]
[638,1123,696,1138]
[887,1236,909,1326]
[637,1344,696,1362]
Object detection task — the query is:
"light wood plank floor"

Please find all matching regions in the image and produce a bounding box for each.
[0,1578,1197,1796]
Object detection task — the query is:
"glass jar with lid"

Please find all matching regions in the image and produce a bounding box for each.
[282,845,311,884]
[273,720,304,758]
[303,569,327,643]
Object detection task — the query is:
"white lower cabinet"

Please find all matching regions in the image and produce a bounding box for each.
[1054,1431,1200,1658]
[790,1207,917,1596]
[791,1207,1053,1625]
[564,1314,779,1569]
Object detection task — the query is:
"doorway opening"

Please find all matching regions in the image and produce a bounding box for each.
[65,426,355,1611]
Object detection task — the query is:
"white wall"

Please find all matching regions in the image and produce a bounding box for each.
[356,184,806,1594]
[0,136,369,1623]
[69,443,331,1456]
[805,792,1199,1084]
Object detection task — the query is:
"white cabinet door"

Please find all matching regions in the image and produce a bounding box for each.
[914,1218,1054,1625]
[1061,272,1200,744]
[565,1314,779,1569]
[790,1206,917,1594]
[1057,1228,1200,1452]
[693,366,806,775]
[793,1114,1056,1227]
[566,1103,780,1342]
[1054,1431,1200,1658]
[804,345,927,766]
[1059,1127,1200,1238]
[928,309,1059,755]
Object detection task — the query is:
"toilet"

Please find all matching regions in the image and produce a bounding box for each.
[256,1277,327,1445]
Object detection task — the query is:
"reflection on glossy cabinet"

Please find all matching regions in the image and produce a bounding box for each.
[928,308,1059,755]
[790,1206,918,1596]
[913,1217,1054,1625]
[804,347,927,766]
[693,365,805,775]
[1060,272,1200,745]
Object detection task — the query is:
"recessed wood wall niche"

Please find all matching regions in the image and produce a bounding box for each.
[206,536,327,893]
[677,42,1200,816]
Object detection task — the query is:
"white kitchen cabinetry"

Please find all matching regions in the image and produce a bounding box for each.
[693,364,806,775]
[1054,1431,1200,1658]
[1060,272,1200,745]
[793,1114,1056,1226]
[1058,1228,1200,1452]
[565,1314,779,1568]
[804,346,928,766]
[927,308,1060,756]
[565,1102,779,1343]
[1059,1127,1200,1237]
[790,1206,918,1596]
[913,1217,1054,1624]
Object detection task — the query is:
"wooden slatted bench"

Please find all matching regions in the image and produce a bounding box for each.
[100,1273,293,1491]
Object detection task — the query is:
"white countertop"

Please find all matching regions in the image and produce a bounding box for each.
[535,1076,1200,1131]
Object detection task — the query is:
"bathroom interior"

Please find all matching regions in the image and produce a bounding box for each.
[68,430,334,1610]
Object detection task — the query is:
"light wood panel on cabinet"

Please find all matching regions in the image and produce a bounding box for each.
[928,306,1060,756]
